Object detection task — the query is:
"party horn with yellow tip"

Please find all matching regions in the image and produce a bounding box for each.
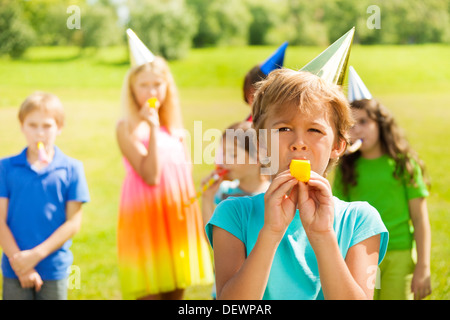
[148,97,160,109]
[289,159,311,182]
[37,142,49,164]
[198,168,229,195]
[185,168,229,205]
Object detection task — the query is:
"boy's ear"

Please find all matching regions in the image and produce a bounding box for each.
[57,124,64,136]
[331,138,347,159]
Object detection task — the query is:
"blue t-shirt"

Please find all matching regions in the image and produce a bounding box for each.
[0,146,90,280]
[214,180,264,205]
[206,193,388,300]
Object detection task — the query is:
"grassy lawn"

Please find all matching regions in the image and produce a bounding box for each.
[0,44,449,299]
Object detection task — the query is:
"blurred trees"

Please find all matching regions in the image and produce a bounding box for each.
[0,0,449,59]
[246,1,278,45]
[0,0,35,58]
[188,0,251,47]
[128,0,197,60]
[21,0,122,48]
[0,0,121,58]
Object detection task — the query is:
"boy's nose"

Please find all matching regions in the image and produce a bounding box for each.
[291,145,307,152]
[36,127,45,136]
[290,136,307,152]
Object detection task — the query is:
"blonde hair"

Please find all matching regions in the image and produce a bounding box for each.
[252,68,354,172]
[18,91,65,127]
[120,56,183,132]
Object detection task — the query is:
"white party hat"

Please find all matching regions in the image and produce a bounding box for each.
[347,66,372,102]
[126,28,155,67]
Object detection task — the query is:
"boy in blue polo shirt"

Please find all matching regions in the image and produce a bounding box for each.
[0,92,90,300]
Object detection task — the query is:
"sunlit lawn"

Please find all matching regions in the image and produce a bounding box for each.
[0,44,449,299]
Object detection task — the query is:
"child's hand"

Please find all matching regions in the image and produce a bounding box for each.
[411,264,432,300]
[140,102,160,127]
[18,269,43,292]
[297,171,335,238]
[10,249,41,276]
[201,171,223,200]
[263,170,299,238]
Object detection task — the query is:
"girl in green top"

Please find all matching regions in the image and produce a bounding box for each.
[333,98,432,300]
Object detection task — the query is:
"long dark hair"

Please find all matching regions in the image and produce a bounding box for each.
[338,99,430,196]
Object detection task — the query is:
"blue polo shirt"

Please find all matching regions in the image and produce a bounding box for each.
[0,146,90,280]
[206,193,388,300]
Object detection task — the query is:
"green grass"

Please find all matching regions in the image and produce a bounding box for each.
[0,44,449,299]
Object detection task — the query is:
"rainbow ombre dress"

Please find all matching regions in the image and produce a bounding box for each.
[117,126,213,299]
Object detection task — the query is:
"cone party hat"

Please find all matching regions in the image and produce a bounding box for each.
[126,28,155,67]
[300,27,355,86]
[260,41,289,75]
[347,66,372,102]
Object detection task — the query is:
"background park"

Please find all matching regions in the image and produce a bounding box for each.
[0,0,449,299]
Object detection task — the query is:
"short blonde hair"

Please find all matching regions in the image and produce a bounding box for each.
[121,56,183,131]
[18,91,65,127]
[252,69,354,172]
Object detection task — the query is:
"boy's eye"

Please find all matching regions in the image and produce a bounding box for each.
[277,127,291,132]
[308,128,323,134]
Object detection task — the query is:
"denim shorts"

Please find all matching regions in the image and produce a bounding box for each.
[2,276,68,300]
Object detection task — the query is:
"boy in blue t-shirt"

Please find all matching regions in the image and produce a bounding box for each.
[0,92,90,300]
[206,69,389,300]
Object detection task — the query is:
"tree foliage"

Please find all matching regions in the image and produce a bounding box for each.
[128,0,197,60]
[188,0,251,47]
[1,0,449,59]
[0,0,35,58]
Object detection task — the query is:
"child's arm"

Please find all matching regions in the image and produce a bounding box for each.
[0,198,21,259]
[409,197,432,300]
[313,231,380,299]
[116,107,161,186]
[9,201,83,276]
[213,225,281,299]
[298,172,380,299]
[214,170,299,299]
[0,198,44,291]
[201,172,223,228]
[201,195,215,228]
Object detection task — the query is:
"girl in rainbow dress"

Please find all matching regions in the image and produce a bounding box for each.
[115,30,213,300]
